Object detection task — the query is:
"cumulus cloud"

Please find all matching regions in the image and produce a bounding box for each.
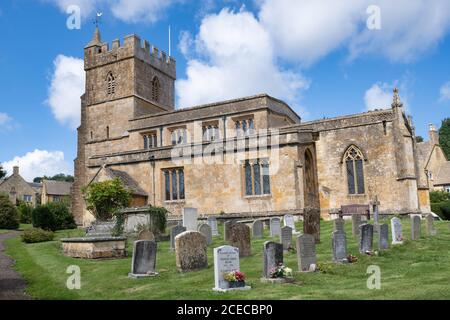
[0,113,18,132]
[47,55,85,130]
[2,150,72,181]
[440,82,450,102]
[176,8,309,109]
[364,81,409,111]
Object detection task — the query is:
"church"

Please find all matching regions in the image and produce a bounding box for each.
[71,28,432,226]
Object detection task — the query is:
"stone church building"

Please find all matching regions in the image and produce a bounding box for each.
[72,28,431,226]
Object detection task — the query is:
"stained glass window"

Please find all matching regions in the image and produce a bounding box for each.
[344,146,365,195]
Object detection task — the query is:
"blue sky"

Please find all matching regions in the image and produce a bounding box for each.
[0,0,449,181]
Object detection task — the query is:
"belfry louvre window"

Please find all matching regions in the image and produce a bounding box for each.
[152,77,160,102]
[144,132,158,149]
[107,72,116,95]
[344,146,365,195]
[244,159,271,196]
[235,118,255,137]
[163,168,185,201]
[203,124,220,142]
[171,128,187,146]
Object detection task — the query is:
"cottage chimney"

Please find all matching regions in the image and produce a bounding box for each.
[13,166,19,175]
[429,124,439,145]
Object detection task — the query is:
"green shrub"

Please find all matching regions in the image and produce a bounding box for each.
[430,191,450,203]
[32,205,57,231]
[21,228,54,243]
[47,202,77,230]
[18,202,33,224]
[0,193,20,230]
[431,201,450,220]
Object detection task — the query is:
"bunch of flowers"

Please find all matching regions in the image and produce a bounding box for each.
[347,254,358,263]
[269,263,292,278]
[224,270,246,282]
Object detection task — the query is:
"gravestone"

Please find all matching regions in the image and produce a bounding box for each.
[170,225,186,251]
[252,220,264,239]
[224,221,236,241]
[390,217,403,245]
[332,231,348,263]
[280,226,293,250]
[378,224,389,250]
[296,234,316,272]
[359,224,374,254]
[198,223,213,245]
[229,223,251,257]
[213,245,251,292]
[411,215,421,240]
[137,230,155,241]
[269,217,281,237]
[262,241,283,278]
[284,215,299,234]
[426,214,437,236]
[128,240,158,278]
[207,217,219,236]
[175,231,208,272]
[183,207,198,231]
[333,218,345,233]
[352,214,362,236]
[303,207,321,243]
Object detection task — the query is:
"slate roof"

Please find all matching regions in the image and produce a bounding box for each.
[416,141,433,169]
[104,167,148,196]
[434,162,450,186]
[43,180,72,196]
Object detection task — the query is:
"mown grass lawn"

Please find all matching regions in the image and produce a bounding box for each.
[4,219,450,300]
[0,224,33,234]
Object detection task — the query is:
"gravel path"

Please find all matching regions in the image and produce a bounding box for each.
[0,231,32,300]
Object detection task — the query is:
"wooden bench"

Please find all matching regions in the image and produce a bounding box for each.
[338,204,370,220]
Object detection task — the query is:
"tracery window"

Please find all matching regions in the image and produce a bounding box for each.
[163,168,185,201]
[344,145,365,195]
[244,159,270,196]
[107,72,116,95]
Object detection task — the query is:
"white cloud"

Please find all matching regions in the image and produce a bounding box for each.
[47,55,85,130]
[364,81,409,111]
[3,150,72,181]
[176,8,309,109]
[440,82,450,102]
[0,113,18,132]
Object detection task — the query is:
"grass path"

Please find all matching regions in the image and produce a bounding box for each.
[4,219,450,300]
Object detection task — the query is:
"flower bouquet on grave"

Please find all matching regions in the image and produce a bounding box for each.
[269,263,293,279]
[224,270,246,288]
[347,254,358,263]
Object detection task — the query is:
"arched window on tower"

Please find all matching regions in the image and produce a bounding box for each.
[343,145,365,195]
[152,76,160,102]
[107,72,116,95]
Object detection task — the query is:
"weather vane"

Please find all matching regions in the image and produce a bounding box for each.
[94,12,103,27]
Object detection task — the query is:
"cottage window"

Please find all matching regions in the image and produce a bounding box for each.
[163,168,185,201]
[23,195,32,202]
[344,145,365,195]
[244,159,270,196]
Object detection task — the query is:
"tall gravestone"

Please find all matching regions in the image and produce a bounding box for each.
[262,241,283,279]
[411,215,421,240]
[284,215,299,234]
[334,218,345,233]
[198,223,213,245]
[359,224,374,253]
[269,217,281,237]
[207,217,219,236]
[229,223,251,257]
[378,224,389,250]
[175,231,208,272]
[426,214,437,236]
[352,214,362,236]
[296,234,316,272]
[391,217,403,245]
[170,225,186,251]
[213,246,251,292]
[280,226,293,250]
[183,208,198,231]
[303,207,321,243]
[128,240,158,278]
[224,221,236,241]
[137,230,155,241]
[252,220,264,239]
[332,231,348,263]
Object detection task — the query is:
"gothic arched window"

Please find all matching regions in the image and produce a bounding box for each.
[152,76,160,102]
[107,72,116,95]
[344,145,365,195]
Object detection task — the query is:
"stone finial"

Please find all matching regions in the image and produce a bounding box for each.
[86,27,102,48]
[391,87,403,108]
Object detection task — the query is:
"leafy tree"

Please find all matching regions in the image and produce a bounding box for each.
[82,178,131,221]
[415,136,424,143]
[0,164,6,180]
[439,118,450,159]
[0,193,20,230]
[430,190,450,203]
[33,174,74,183]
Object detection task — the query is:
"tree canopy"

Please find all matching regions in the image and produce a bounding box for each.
[439,118,450,160]
[33,173,74,183]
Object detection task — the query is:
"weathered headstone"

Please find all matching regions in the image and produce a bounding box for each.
[137,230,155,241]
[128,240,158,278]
[390,217,403,245]
[252,220,264,239]
[269,217,281,237]
[262,241,283,278]
[183,207,198,231]
[207,217,219,236]
[280,226,293,250]
[378,224,389,250]
[229,223,251,257]
[284,214,299,234]
[175,231,208,272]
[303,207,321,243]
[352,214,362,236]
[332,231,348,263]
[359,224,374,253]
[333,218,345,233]
[213,245,251,292]
[224,220,236,241]
[170,225,186,251]
[296,234,316,272]
[426,214,437,236]
[198,223,213,245]
[411,215,421,240]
